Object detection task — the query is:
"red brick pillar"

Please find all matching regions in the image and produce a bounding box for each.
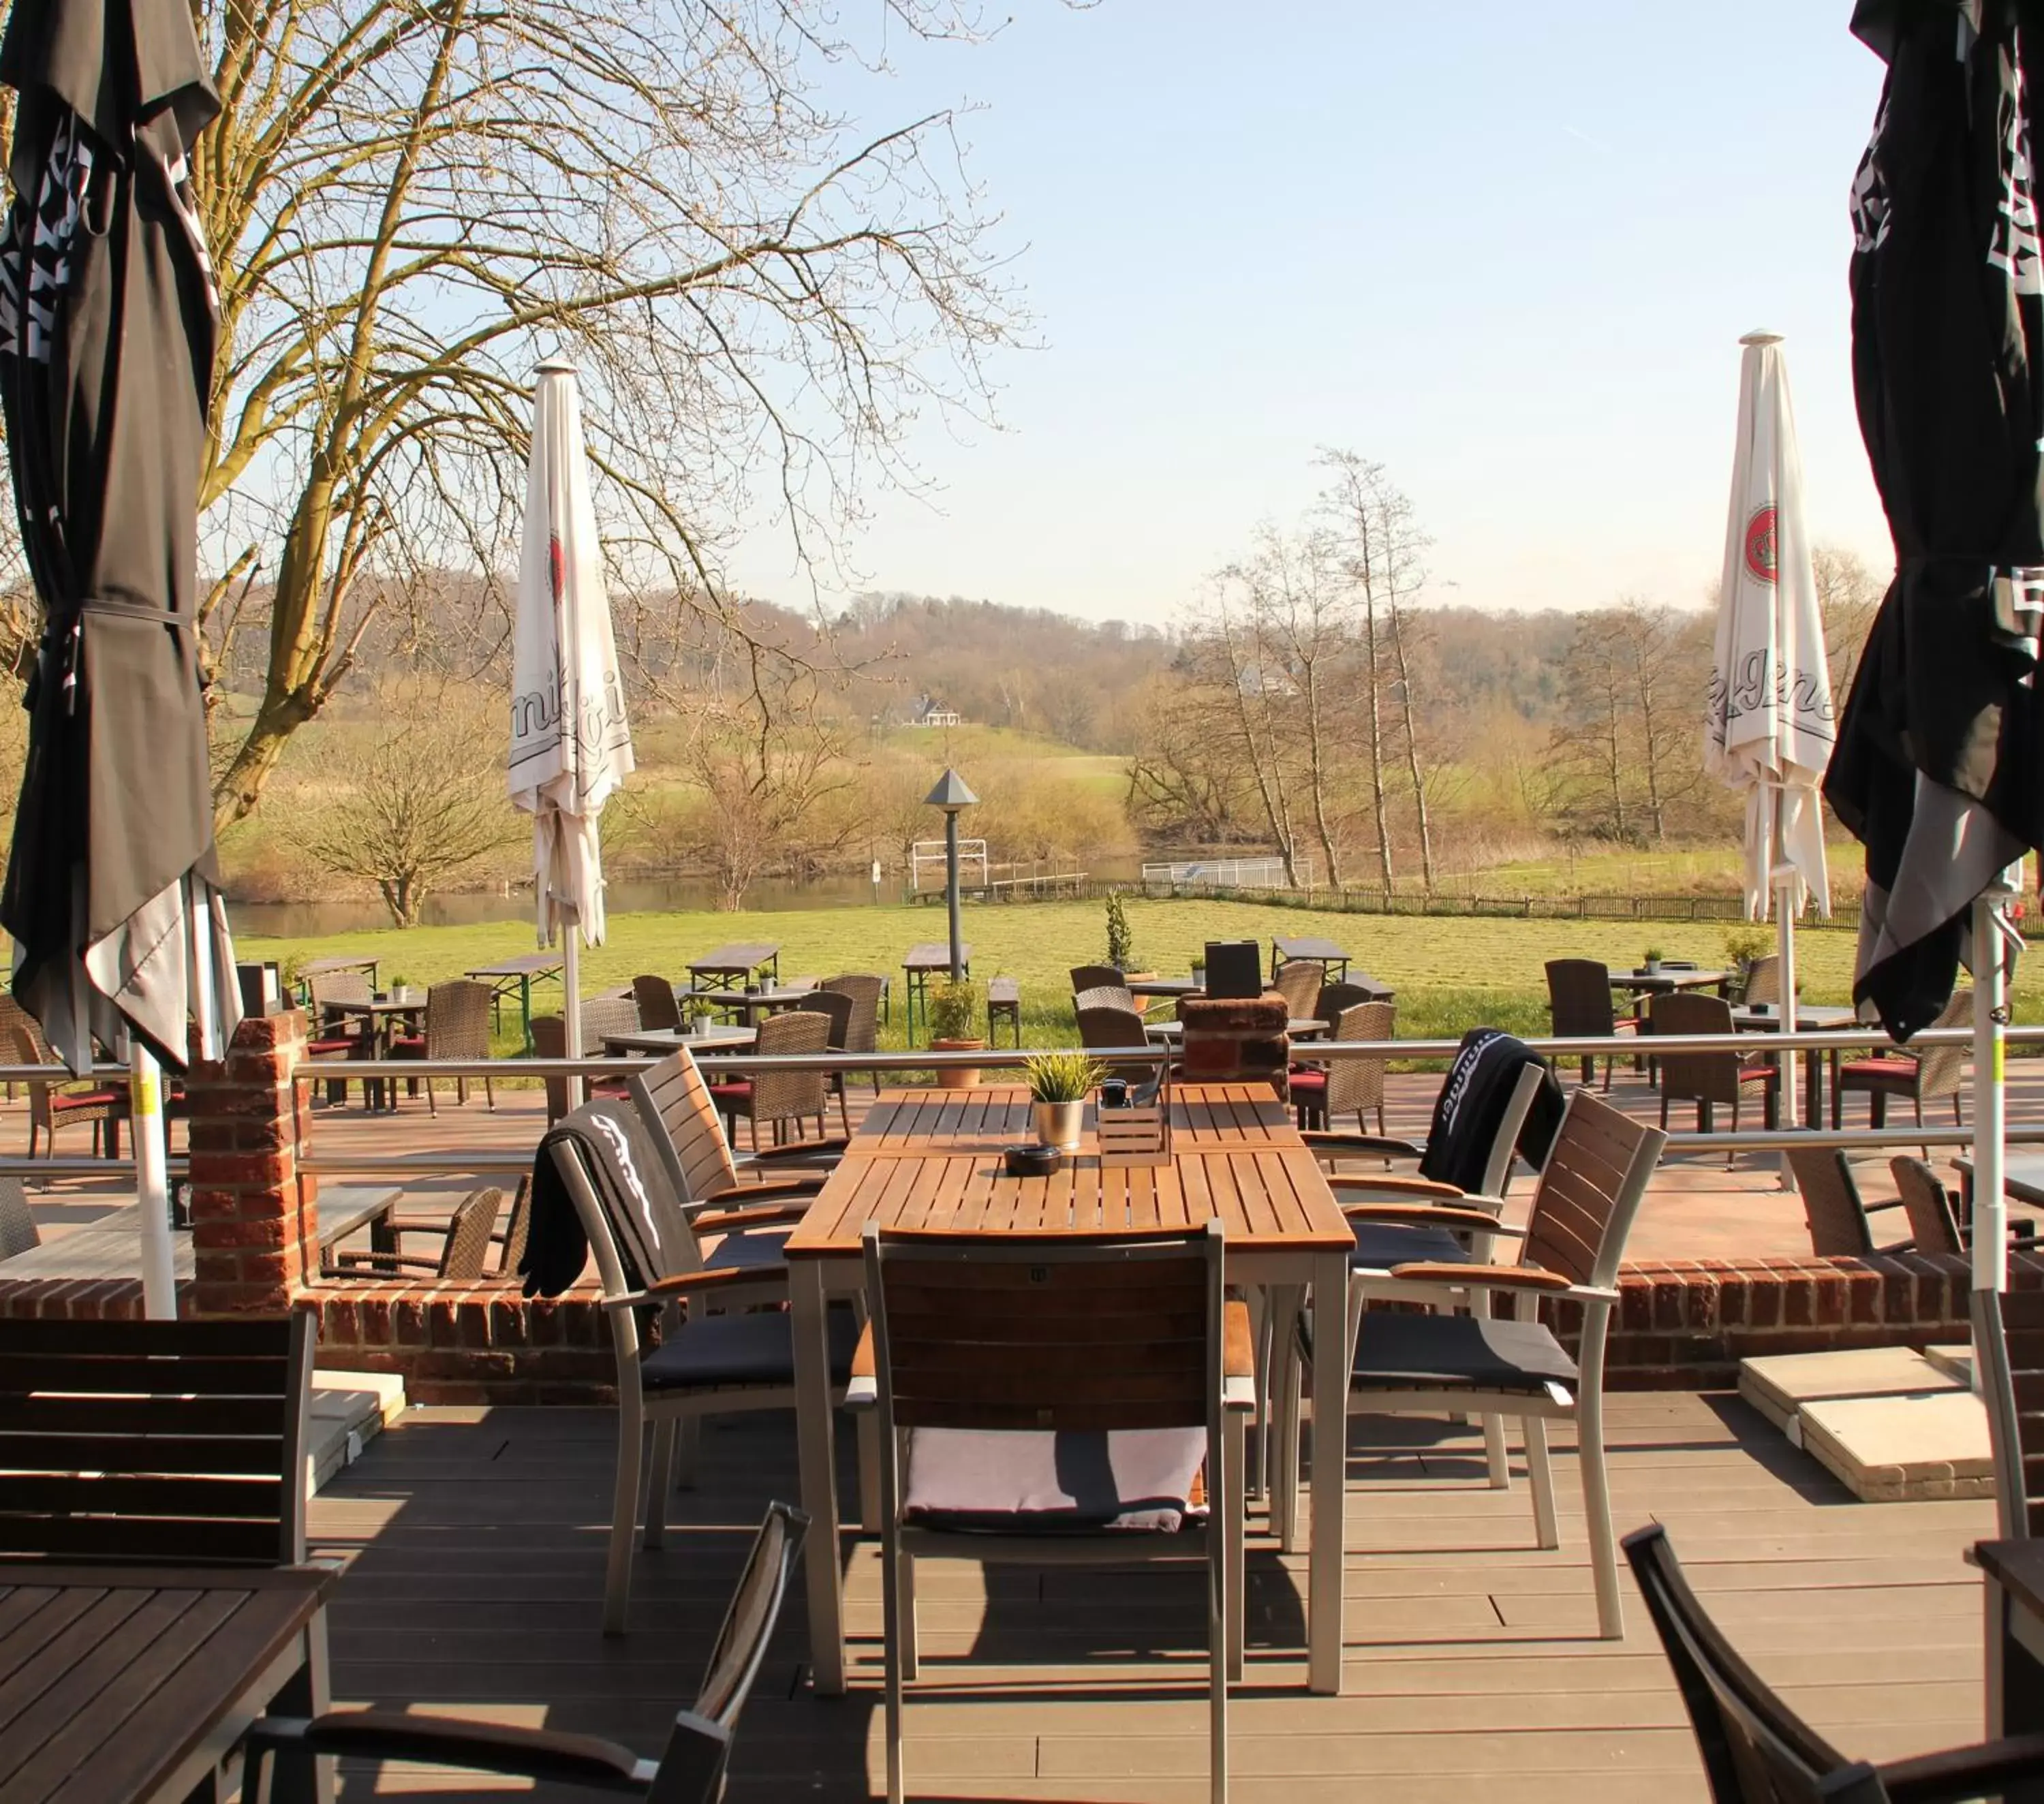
[1178,995,1290,1100]
[185,1010,317,1315]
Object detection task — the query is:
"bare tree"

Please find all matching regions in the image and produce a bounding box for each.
[1810,544,1885,702]
[1550,615,1633,842]
[1187,574,1307,886]
[288,684,518,925]
[188,0,1027,829]
[1612,599,1688,844]
[1124,673,1257,845]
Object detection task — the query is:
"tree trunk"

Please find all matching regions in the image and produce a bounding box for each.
[1301,665,1342,890]
[1361,592,1393,892]
[1387,601,1434,892]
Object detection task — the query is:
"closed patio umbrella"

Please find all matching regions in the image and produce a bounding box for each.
[509,361,633,1083]
[1706,330,1833,1142]
[0,0,239,1316]
[1827,0,2044,1291]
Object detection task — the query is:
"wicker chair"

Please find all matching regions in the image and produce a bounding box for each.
[1077,1004,1149,1050]
[794,989,856,1134]
[707,1009,831,1151]
[632,974,683,1032]
[10,1023,126,1159]
[1889,1156,1965,1256]
[1074,983,1136,1016]
[1290,1001,1394,1134]
[0,1176,38,1259]
[1835,988,1970,1132]
[303,970,371,1106]
[1069,964,1124,996]
[1543,959,1639,1089]
[581,996,643,1050]
[389,980,496,1114]
[1652,993,1778,1154]
[1271,959,1323,1019]
[0,991,29,1100]
[818,974,885,1093]
[1314,980,1380,1034]
[1784,1146,1910,1256]
[532,1014,634,1123]
[331,1185,506,1281]
[1740,953,1782,1008]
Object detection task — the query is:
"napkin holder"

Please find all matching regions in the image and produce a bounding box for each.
[1097,1066,1172,1167]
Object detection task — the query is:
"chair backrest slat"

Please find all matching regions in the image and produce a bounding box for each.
[1521,1090,1666,1290]
[865,1225,1222,1433]
[0,1313,313,1566]
[630,1051,742,1203]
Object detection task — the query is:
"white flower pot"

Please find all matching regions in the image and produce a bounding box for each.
[1033,1100,1084,1152]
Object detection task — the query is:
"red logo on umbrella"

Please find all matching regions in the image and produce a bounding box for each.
[548,533,566,606]
[1744,505,1778,585]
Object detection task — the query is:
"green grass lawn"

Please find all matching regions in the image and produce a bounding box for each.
[240,893,2006,1059]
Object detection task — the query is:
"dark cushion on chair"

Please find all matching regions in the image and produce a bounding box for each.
[703,1227,794,1273]
[1349,1222,1469,1270]
[1842,1057,1915,1080]
[305,1036,359,1057]
[1350,1311,1579,1395]
[389,1035,426,1055]
[641,1305,856,1392]
[707,1080,753,1108]
[1737,1065,1778,1083]
[903,1427,1208,1533]
[1289,1071,1327,1098]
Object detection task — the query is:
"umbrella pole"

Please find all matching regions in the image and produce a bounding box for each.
[1972,877,2016,1296]
[129,1044,177,1318]
[1771,786,1801,1187]
[561,901,585,1109]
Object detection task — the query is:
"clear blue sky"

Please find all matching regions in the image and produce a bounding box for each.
[726,1,1893,627]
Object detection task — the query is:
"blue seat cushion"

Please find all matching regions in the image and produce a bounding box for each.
[642,1305,856,1391]
[903,1427,1207,1533]
[1348,1222,1468,1270]
[1350,1311,1577,1395]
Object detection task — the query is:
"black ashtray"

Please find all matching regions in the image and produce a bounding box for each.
[1004,1145,1062,1178]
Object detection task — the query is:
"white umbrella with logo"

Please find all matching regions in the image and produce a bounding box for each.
[1705,330,1834,1152]
[510,361,633,1084]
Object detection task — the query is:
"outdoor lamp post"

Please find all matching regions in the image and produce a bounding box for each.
[924,768,978,980]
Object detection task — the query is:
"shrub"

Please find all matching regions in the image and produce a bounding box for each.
[927,979,982,1042]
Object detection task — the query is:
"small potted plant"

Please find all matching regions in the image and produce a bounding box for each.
[927,979,985,1089]
[1104,892,1155,982]
[1641,947,1663,976]
[1188,953,1207,991]
[1024,1049,1104,1152]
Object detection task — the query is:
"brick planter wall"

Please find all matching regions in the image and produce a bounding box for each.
[1179,995,1290,1098]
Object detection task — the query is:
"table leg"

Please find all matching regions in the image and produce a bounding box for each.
[519,975,536,1055]
[267,1609,335,1803]
[1989,1573,2044,1738]
[792,1260,847,1694]
[1307,1247,1348,1694]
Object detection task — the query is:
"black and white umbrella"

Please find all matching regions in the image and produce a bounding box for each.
[0,0,238,1313]
[1827,0,2044,1291]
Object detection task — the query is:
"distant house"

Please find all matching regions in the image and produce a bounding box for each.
[909,694,964,728]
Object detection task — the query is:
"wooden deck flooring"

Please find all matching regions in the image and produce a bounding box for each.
[309,1389,1999,1801]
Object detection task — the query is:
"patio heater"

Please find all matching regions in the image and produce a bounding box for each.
[924,769,978,981]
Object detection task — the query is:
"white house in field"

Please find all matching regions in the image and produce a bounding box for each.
[908,694,964,729]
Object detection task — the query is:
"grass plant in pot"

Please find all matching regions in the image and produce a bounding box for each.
[1641,946,1663,976]
[1024,1049,1104,1153]
[927,979,985,1089]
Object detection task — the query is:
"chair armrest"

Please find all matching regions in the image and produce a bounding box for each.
[742,1139,850,1168]
[326,1252,448,1276]
[1862,1198,1908,1217]
[700,1172,831,1204]
[1387,1261,1570,1293]
[1301,1132,1425,1162]
[1325,1174,1468,1202]
[1880,1732,2044,1804]
[244,1711,658,1791]
[1342,1202,1523,1236]
[689,1201,811,1234]
[613,1264,792,1307]
[846,1322,876,1409]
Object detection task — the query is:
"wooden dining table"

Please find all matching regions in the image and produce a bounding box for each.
[781,1081,1357,1696]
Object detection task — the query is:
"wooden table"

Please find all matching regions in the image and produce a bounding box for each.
[1272,937,1352,982]
[1977,1538,2044,1734]
[782,1082,1356,1696]
[687,944,781,989]
[598,1025,757,1056]
[1730,1003,1861,1126]
[901,942,972,1043]
[297,953,377,997]
[1611,966,1733,998]
[0,1560,335,1802]
[464,954,563,1051]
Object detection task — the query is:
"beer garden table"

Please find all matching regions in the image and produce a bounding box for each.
[687,943,781,988]
[1271,937,1353,982]
[463,953,563,1051]
[781,1081,1357,1696]
[901,942,971,1043]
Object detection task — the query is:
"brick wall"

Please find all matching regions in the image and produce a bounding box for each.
[302,1284,613,1406]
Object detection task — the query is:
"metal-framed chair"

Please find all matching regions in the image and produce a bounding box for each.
[10,1021,126,1158]
[1975,1284,2044,1540]
[305,969,371,1106]
[854,1220,1249,1804]
[248,1502,808,1804]
[1286,1089,1667,1639]
[792,988,857,1134]
[1626,1521,2044,1802]
[1543,958,1639,1089]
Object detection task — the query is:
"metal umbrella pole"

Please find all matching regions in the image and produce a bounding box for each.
[1972,870,2019,1296]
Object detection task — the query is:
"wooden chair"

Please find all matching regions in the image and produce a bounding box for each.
[855,1220,1249,1804]
[328,1185,506,1281]
[706,1009,832,1151]
[626,1049,845,1219]
[539,1104,855,1632]
[1074,982,1137,1016]
[1785,1146,1910,1256]
[1836,988,1970,1132]
[1652,992,1779,1154]
[248,1502,808,1804]
[389,979,496,1113]
[1976,1286,2044,1540]
[1289,1000,1394,1134]
[1271,957,1322,1019]
[1069,963,1124,996]
[818,974,885,1093]
[1288,1089,1667,1638]
[10,1022,126,1158]
[0,1176,36,1258]
[632,974,683,1032]
[1543,958,1638,1089]
[1626,1521,2044,1802]
[1077,1004,1149,1050]
[792,989,856,1134]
